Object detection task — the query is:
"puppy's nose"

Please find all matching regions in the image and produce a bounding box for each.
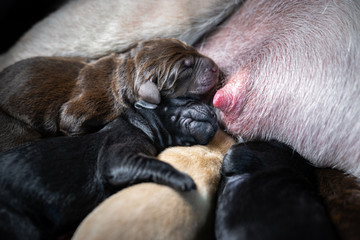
[210,66,218,73]
[203,58,218,73]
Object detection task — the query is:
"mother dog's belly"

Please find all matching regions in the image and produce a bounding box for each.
[197,0,360,177]
[0,0,241,70]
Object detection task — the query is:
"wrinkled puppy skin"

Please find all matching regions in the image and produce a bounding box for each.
[0,38,220,151]
[0,97,218,240]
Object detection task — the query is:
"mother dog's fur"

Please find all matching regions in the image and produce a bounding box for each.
[0,0,242,70]
[72,130,235,240]
[0,38,219,151]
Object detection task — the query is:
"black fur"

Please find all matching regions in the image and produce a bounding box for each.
[0,97,218,240]
[215,141,339,240]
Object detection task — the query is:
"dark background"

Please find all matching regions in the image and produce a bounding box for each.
[0,0,67,54]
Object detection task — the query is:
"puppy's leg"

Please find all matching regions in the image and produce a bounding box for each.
[98,98,219,192]
[72,130,235,240]
[99,145,196,192]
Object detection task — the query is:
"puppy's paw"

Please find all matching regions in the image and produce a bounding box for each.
[103,153,196,192]
[160,97,219,145]
[178,108,218,145]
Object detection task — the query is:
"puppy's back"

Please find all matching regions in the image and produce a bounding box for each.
[0,56,85,116]
[215,142,339,240]
[0,57,86,149]
[72,130,235,240]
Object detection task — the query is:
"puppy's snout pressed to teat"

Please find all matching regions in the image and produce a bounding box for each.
[204,58,218,74]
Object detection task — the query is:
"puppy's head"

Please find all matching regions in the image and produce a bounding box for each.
[156,97,219,146]
[133,38,220,108]
[221,141,314,177]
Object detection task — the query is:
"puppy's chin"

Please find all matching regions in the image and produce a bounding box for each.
[189,82,217,95]
[186,74,220,104]
[185,87,217,105]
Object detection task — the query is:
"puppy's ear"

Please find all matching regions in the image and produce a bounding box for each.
[138,79,161,105]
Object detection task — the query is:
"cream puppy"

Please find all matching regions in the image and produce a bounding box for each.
[0,0,241,70]
[72,130,235,240]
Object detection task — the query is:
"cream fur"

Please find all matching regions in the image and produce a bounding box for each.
[0,0,241,70]
[72,130,235,240]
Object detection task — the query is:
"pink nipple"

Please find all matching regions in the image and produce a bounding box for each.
[212,70,248,114]
[213,88,231,113]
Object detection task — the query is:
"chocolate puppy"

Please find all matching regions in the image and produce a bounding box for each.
[0,97,218,240]
[215,141,338,240]
[0,38,219,151]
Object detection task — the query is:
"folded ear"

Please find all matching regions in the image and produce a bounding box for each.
[138,80,161,104]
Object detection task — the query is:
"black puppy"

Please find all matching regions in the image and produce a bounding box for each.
[215,141,339,240]
[0,97,218,240]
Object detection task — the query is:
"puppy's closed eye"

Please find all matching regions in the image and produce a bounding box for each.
[183,58,194,68]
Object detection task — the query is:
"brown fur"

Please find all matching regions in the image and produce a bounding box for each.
[72,130,235,240]
[0,38,219,151]
[316,169,360,240]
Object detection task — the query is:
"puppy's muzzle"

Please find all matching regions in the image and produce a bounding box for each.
[189,57,219,96]
[177,103,218,145]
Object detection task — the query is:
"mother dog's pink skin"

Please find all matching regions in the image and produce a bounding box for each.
[197,0,360,178]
